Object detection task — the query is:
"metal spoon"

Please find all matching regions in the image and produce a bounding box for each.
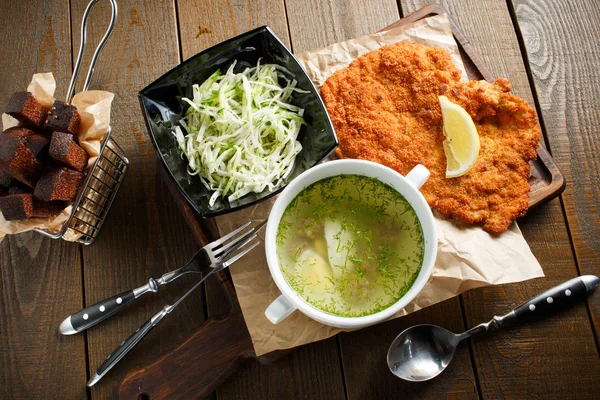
[387,275,599,382]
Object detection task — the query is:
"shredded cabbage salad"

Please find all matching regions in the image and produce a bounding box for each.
[173,60,307,207]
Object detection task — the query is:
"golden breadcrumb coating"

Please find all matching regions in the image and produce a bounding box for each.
[320,41,540,233]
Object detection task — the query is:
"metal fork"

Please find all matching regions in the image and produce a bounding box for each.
[59,220,265,335]
[87,229,261,386]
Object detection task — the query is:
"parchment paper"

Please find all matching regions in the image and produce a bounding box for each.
[215,14,544,356]
[0,73,114,242]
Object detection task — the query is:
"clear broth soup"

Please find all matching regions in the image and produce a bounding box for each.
[276,174,424,317]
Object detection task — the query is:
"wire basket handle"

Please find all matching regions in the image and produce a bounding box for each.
[66,0,118,102]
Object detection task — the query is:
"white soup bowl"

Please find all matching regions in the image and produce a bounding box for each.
[264,160,437,329]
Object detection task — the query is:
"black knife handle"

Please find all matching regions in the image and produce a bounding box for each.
[513,275,599,322]
[88,309,166,387]
[60,290,136,335]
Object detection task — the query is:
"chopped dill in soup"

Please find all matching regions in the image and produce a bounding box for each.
[276,175,424,317]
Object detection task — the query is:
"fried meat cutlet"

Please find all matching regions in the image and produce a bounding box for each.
[320,41,540,233]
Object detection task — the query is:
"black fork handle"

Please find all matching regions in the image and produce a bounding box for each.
[59,289,137,335]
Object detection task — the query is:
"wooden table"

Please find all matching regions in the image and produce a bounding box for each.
[1,0,599,398]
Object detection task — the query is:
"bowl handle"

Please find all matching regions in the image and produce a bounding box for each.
[265,294,297,324]
[405,164,430,189]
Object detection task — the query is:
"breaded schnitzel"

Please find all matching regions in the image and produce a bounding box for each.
[320,41,540,233]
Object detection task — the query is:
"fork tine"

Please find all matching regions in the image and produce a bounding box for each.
[253,219,268,234]
[214,227,255,257]
[220,233,257,260]
[221,241,260,269]
[205,221,252,250]
[214,220,267,257]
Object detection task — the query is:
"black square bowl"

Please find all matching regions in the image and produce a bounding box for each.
[138,26,338,217]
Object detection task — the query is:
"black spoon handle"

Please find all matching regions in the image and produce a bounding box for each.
[513,275,599,322]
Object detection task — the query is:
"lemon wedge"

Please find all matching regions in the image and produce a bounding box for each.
[439,96,480,178]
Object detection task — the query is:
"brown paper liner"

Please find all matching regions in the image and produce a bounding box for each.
[213,14,544,356]
[0,72,114,242]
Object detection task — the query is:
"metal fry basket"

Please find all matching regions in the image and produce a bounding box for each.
[35,0,128,245]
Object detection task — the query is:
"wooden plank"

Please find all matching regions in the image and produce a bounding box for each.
[0,237,87,398]
[285,0,401,52]
[0,0,88,398]
[175,1,347,398]
[178,0,291,59]
[67,1,208,398]
[284,1,479,399]
[511,0,600,338]
[338,301,478,399]
[401,0,600,398]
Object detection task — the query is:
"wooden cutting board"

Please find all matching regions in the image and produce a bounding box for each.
[116,4,565,399]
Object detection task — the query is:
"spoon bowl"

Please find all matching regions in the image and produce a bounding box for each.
[387,325,460,382]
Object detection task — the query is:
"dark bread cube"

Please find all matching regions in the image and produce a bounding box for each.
[0,193,34,220]
[43,100,80,135]
[33,167,84,202]
[0,167,12,187]
[0,193,64,220]
[3,127,48,157]
[0,134,42,188]
[32,199,66,218]
[49,132,89,171]
[25,133,50,158]
[8,182,31,195]
[5,92,48,127]
[0,168,12,195]
[3,127,35,142]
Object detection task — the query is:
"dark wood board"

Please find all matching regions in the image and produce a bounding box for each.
[401,0,600,399]
[0,1,89,398]
[511,0,600,340]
